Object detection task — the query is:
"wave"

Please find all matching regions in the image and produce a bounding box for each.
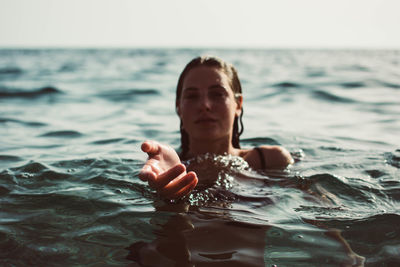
[306,70,326,78]
[91,138,124,145]
[312,90,356,103]
[4,158,143,188]
[305,173,374,204]
[0,185,11,195]
[96,88,160,102]
[86,174,145,190]
[381,81,400,89]
[365,169,387,179]
[348,65,370,72]
[0,117,47,127]
[0,86,62,99]
[0,155,23,162]
[340,81,366,88]
[1,48,399,266]
[51,158,99,168]
[0,67,23,76]
[10,161,49,173]
[272,81,301,88]
[384,149,400,168]
[39,130,83,138]
[58,63,78,72]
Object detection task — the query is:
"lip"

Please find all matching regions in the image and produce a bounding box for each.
[195,117,217,124]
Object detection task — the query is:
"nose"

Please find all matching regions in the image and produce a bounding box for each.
[199,94,211,111]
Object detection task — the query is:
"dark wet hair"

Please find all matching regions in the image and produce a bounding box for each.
[176,56,244,159]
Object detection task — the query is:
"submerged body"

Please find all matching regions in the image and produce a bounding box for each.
[134,152,365,267]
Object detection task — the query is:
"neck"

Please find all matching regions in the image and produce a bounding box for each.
[186,136,238,158]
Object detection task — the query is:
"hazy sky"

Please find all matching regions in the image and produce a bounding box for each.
[1,0,399,48]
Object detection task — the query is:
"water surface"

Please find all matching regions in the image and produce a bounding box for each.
[1,49,399,266]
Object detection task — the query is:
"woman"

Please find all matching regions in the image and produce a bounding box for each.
[134,57,365,266]
[139,56,294,200]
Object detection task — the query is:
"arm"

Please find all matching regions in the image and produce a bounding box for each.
[139,140,198,200]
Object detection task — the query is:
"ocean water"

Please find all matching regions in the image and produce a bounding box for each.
[0,48,399,266]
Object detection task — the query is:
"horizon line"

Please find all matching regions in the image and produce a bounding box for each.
[0,44,399,51]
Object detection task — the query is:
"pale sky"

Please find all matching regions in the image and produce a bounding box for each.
[1,0,399,48]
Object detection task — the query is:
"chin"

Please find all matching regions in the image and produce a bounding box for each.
[194,130,227,141]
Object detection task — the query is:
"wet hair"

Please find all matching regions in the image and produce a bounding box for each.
[176,56,244,159]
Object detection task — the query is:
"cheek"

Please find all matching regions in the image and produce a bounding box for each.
[179,102,191,115]
[178,103,194,123]
[221,100,238,117]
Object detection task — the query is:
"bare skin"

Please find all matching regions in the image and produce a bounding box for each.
[240,145,294,169]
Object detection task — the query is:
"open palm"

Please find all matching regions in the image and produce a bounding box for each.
[139,140,198,199]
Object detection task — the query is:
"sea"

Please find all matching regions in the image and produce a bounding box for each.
[0,48,399,266]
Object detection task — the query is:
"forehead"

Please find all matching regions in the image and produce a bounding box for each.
[182,66,230,89]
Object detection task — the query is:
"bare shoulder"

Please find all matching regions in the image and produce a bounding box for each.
[240,145,294,170]
[260,145,294,168]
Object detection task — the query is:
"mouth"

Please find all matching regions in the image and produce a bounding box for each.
[195,117,217,124]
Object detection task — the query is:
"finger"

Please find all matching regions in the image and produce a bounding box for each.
[173,172,198,199]
[161,172,197,199]
[138,165,156,182]
[149,164,186,189]
[159,171,197,199]
[141,140,160,155]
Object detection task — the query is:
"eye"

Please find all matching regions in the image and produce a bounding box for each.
[209,90,227,100]
[183,92,199,100]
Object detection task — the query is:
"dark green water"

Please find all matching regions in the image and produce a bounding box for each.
[0,49,399,266]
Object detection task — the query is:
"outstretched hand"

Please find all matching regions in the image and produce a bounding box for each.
[139,140,198,200]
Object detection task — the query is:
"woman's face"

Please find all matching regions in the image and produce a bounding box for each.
[177,66,242,143]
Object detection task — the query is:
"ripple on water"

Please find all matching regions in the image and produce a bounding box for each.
[314,213,400,265]
[305,70,326,78]
[272,81,301,88]
[96,88,160,102]
[0,185,11,195]
[11,161,48,173]
[307,173,374,205]
[0,155,23,162]
[312,90,356,103]
[0,86,62,99]
[385,149,400,168]
[340,81,366,88]
[0,117,47,127]
[0,67,23,76]
[382,81,400,89]
[39,130,83,138]
[0,49,399,266]
[91,138,124,145]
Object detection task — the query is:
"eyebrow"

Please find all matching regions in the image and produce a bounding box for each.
[181,87,199,96]
[183,84,228,91]
[209,84,228,90]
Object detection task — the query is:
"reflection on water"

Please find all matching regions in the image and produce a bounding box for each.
[126,154,365,266]
[127,208,365,266]
[1,49,399,266]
